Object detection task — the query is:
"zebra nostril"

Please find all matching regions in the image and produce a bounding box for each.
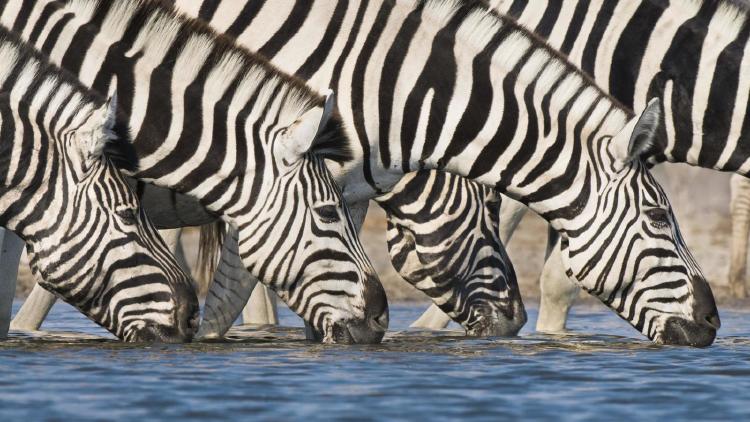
[704,313,721,330]
[373,312,389,331]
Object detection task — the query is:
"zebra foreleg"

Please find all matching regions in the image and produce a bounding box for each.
[730,174,750,298]
[536,230,579,332]
[10,283,55,331]
[410,304,452,329]
[0,229,24,338]
[197,226,259,338]
[242,285,278,325]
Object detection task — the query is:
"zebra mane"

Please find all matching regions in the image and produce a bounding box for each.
[0,26,137,171]
[66,0,350,160]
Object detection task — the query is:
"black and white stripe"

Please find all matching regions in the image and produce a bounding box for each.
[1,0,388,344]
[177,0,719,346]
[379,170,526,336]
[482,0,750,323]
[0,27,198,342]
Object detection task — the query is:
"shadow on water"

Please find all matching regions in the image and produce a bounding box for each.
[1,302,750,420]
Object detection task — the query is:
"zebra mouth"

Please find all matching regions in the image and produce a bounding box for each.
[124,323,193,343]
[464,302,528,337]
[658,316,719,347]
[313,315,387,344]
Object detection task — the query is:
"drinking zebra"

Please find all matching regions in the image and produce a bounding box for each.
[465,0,750,330]
[175,0,718,346]
[198,169,526,338]
[0,27,199,342]
[1,0,389,344]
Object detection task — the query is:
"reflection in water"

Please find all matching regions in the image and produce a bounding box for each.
[1,302,749,420]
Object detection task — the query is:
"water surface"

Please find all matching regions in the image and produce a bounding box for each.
[1,301,749,420]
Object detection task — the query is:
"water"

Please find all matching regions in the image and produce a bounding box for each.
[1,301,749,421]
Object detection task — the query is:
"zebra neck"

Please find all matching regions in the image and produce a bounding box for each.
[496,0,750,176]
[0,0,325,216]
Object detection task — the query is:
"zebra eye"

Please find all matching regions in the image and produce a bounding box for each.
[645,208,670,229]
[314,205,340,224]
[116,208,138,224]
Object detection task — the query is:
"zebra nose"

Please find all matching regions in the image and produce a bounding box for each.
[691,276,720,329]
[364,274,389,329]
[128,325,160,342]
[175,285,200,341]
[703,312,721,330]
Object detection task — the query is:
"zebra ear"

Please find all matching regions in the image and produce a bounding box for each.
[80,92,136,171]
[278,91,335,162]
[613,98,663,166]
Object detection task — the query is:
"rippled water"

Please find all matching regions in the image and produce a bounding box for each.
[1,300,749,420]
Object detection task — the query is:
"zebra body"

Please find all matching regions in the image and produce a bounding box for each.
[0,27,198,342]
[480,0,750,327]
[1,0,388,344]
[177,0,718,346]
[421,0,750,330]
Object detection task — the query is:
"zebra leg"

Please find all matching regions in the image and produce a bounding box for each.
[160,228,190,273]
[488,197,580,332]
[0,229,24,338]
[536,228,579,333]
[498,196,528,244]
[729,174,750,298]
[410,304,452,329]
[197,226,259,339]
[241,285,278,325]
[10,282,56,331]
[410,195,529,329]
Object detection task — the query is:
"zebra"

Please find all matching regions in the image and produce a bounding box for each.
[171,0,719,346]
[0,26,199,342]
[198,170,526,338]
[1,0,389,344]
[451,0,750,331]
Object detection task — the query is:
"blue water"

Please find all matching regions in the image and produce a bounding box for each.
[1,300,749,421]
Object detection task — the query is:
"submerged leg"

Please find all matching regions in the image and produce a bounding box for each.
[536,229,579,332]
[10,282,55,331]
[242,285,278,325]
[197,226,259,339]
[730,174,750,298]
[410,304,451,329]
[0,229,24,338]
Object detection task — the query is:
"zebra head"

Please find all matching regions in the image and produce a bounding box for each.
[24,96,199,342]
[558,99,719,347]
[382,170,526,336]
[232,92,388,344]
